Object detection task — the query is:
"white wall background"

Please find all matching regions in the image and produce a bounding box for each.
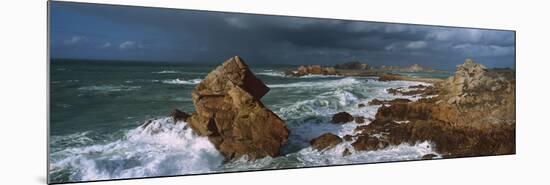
[0,0,548,184]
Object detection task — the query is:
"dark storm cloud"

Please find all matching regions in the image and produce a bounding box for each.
[50,2,515,69]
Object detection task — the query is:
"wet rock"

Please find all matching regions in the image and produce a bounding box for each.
[358,103,366,108]
[310,133,343,151]
[355,116,366,124]
[171,109,191,123]
[187,56,289,160]
[343,135,353,141]
[351,135,386,151]
[421,154,437,160]
[342,148,352,156]
[368,98,412,105]
[331,112,354,124]
[409,84,427,89]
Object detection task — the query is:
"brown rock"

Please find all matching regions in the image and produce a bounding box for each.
[331,112,354,124]
[310,133,343,151]
[343,135,353,141]
[171,109,191,123]
[352,135,384,151]
[378,74,401,81]
[187,56,289,160]
[358,103,366,108]
[368,98,411,105]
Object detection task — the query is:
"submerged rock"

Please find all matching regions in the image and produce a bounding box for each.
[342,148,352,156]
[310,133,343,151]
[354,116,366,124]
[331,112,354,124]
[186,56,289,160]
[421,154,438,160]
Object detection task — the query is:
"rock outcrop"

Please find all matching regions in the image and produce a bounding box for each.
[284,65,337,77]
[187,56,289,160]
[331,112,354,124]
[368,98,411,106]
[355,59,515,157]
[351,135,388,151]
[310,133,343,151]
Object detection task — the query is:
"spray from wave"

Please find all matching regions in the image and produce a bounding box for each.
[49,118,224,182]
[51,76,440,182]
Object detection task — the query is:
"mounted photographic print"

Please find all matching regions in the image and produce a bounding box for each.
[48,1,516,184]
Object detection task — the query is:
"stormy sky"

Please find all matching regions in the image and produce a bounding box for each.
[50,1,515,70]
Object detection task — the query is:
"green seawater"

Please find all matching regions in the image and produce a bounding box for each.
[49,59,452,183]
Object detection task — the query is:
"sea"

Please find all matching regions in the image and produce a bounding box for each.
[49,59,453,183]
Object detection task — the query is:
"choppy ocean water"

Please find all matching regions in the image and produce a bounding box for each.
[49,59,451,183]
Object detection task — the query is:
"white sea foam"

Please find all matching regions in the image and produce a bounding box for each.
[292,141,440,167]
[298,74,342,78]
[52,76,439,182]
[49,118,224,181]
[256,71,286,77]
[268,77,360,88]
[161,78,202,85]
[78,85,141,92]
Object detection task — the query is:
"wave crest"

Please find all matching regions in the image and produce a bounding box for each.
[49,118,223,182]
[161,78,202,85]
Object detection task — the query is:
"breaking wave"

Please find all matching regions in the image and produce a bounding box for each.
[161,78,202,85]
[268,77,360,88]
[49,118,224,182]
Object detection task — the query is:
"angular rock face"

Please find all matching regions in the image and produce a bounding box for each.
[187,56,289,160]
[355,59,516,157]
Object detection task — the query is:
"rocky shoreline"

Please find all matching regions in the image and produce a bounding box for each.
[283,61,447,82]
[311,59,515,158]
[152,57,514,161]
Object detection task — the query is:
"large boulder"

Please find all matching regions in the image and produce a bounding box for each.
[187,56,289,160]
[331,112,354,124]
[310,133,343,151]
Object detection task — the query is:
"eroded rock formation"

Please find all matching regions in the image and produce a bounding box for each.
[355,59,515,157]
[186,56,289,160]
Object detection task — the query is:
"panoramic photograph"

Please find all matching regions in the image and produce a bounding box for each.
[49,1,516,184]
